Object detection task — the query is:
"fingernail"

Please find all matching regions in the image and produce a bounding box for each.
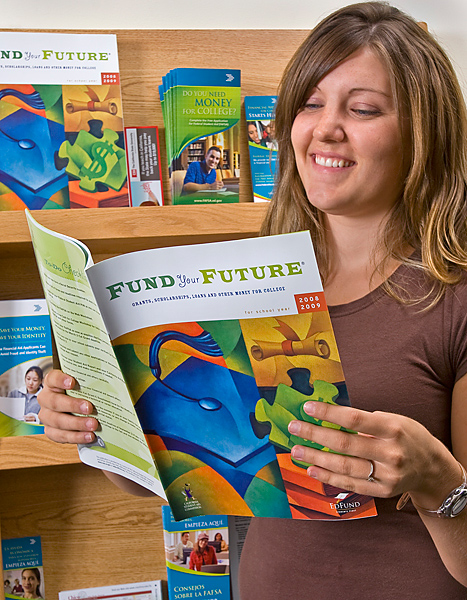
[307,467,318,478]
[288,420,299,434]
[85,418,97,430]
[292,446,304,459]
[303,401,316,415]
[80,402,90,414]
[64,377,73,389]
[84,432,94,443]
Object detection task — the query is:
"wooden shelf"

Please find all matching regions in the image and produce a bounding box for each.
[1,204,267,258]
[0,435,80,471]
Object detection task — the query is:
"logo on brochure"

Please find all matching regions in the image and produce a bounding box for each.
[182,483,196,501]
[181,483,203,512]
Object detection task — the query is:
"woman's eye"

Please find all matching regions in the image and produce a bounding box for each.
[351,108,381,117]
[303,102,322,110]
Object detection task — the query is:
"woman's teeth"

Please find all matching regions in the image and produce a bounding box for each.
[314,155,353,168]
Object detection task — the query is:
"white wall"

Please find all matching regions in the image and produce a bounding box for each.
[2,0,467,90]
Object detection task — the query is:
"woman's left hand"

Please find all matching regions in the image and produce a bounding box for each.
[288,400,460,502]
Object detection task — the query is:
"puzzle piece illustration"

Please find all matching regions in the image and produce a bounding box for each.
[255,377,354,468]
[59,128,126,192]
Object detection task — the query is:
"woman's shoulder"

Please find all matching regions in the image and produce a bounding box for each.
[446,269,467,306]
[391,255,467,304]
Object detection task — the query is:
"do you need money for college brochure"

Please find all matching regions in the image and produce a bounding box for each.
[27,211,376,522]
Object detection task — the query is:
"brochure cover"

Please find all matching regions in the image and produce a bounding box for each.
[124,126,164,206]
[159,68,240,205]
[0,298,52,436]
[2,536,45,600]
[26,211,377,522]
[162,506,230,600]
[59,580,163,600]
[0,32,128,210]
[244,96,277,203]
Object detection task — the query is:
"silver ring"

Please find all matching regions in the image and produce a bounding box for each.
[367,460,376,482]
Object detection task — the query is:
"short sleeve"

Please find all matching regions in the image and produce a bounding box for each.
[183,162,197,184]
[449,278,467,382]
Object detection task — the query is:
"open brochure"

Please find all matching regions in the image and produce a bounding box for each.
[26,211,376,521]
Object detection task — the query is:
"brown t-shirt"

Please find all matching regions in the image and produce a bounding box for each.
[239,264,467,599]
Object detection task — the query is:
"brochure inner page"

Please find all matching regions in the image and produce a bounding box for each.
[26,211,164,498]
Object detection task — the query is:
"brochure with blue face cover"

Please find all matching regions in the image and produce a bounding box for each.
[244,96,278,203]
[0,298,52,436]
[2,536,45,600]
[162,506,231,600]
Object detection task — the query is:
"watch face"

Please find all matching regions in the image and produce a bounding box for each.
[451,494,467,517]
[442,486,467,517]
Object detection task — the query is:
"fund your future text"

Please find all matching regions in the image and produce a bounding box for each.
[105,262,303,300]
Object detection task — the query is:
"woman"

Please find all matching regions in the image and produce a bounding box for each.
[21,568,41,599]
[11,578,23,596]
[8,366,44,422]
[214,532,228,552]
[239,3,467,598]
[37,3,467,597]
[188,532,218,572]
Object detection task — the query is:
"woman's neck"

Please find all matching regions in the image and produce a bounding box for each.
[322,213,400,306]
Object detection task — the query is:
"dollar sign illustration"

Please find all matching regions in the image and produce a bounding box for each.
[82,140,116,180]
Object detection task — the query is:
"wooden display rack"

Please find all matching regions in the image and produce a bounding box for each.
[0,28,308,599]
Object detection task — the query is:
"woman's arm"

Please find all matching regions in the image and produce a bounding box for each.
[39,370,155,497]
[415,373,467,585]
[288,373,467,587]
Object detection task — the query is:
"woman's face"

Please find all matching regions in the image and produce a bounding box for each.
[248,124,260,143]
[21,571,39,596]
[291,47,408,221]
[25,371,41,394]
[198,538,208,549]
[24,371,42,394]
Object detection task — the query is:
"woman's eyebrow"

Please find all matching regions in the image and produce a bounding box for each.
[348,86,391,97]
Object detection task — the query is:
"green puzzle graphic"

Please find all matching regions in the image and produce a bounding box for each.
[59,129,127,192]
[255,380,354,468]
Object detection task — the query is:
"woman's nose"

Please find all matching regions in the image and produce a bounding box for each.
[313,108,345,143]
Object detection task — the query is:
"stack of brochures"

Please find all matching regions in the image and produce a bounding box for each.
[59,581,163,600]
[162,506,231,600]
[0,32,129,211]
[159,68,241,205]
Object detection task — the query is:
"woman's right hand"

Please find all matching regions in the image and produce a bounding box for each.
[39,369,99,444]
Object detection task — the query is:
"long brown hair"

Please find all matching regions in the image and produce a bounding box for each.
[262,1,467,304]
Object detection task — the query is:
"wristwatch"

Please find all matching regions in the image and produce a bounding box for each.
[413,462,467,518]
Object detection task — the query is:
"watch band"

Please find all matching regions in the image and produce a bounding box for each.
[397,461,467,518]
